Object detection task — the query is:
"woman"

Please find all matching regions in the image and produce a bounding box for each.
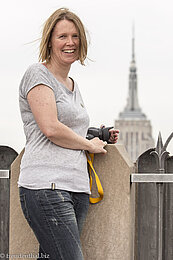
[19,8,119,260]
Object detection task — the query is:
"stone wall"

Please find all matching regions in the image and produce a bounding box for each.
[81,144,134,260]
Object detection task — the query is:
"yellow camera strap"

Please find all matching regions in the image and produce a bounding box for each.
[86,153,104,204]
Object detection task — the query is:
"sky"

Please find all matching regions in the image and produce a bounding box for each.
[0,0,173,156]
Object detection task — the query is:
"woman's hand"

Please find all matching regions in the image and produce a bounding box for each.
[88,137,107,154]
[108,128,119,144]
[100,125,119,144]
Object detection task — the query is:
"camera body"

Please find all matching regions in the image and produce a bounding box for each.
[86,127,113,142]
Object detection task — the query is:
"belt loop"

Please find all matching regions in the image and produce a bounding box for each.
[51,183,55,190]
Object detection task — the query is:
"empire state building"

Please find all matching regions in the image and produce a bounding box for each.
[115,33,154,162]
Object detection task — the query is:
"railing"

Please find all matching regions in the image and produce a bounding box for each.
[132,132,173,260]
[0,146,18,260]
[1,134,173,260]
[0,170,10,179]
[0,170,10,260]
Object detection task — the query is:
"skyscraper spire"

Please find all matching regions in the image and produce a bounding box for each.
[115,27,154,162]
[132,23,135,63]
[119,26,146,119]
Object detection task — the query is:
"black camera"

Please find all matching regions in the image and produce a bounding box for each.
[86,126,113,142]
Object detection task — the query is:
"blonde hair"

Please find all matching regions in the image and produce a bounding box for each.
[39,8,88,65]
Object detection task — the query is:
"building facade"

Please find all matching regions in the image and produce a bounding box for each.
[115,33,154,162]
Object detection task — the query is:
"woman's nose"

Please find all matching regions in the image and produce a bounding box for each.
[66,36,74,45]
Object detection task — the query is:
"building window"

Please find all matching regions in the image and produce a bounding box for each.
[126,132,128,152]
[136,132,139,158]
[131,132,133,159]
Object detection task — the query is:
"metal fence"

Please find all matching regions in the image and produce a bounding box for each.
[0,146,18,259]
[132,132,173,260]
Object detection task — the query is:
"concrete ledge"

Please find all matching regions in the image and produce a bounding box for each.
[81,144,134,260]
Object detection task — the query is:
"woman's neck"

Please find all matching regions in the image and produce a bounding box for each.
[46,58,73,91]
[46,57,71,81]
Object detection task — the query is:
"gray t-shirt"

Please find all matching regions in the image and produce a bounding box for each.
[18,63,90,194]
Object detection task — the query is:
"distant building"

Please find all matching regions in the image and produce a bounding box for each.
[115,32,154,162]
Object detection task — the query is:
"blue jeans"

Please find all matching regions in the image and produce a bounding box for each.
[19,187,89,260]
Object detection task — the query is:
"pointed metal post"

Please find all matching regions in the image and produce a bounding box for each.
[150,132,173,260]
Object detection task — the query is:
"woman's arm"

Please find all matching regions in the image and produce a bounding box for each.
[27,84,107,154]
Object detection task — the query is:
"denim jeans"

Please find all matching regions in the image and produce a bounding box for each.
[19,187,89,260]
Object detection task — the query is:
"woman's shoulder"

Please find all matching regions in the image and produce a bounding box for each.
[21,62,50,84]
[25,62,47,75]
[19,63,53,97]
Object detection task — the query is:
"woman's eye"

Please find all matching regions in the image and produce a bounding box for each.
[57,34,79,40]
[58,35,66,39]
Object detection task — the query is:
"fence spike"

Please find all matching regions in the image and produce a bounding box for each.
[156,132,163,155]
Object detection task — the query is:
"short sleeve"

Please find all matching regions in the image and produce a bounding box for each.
[19,63,54,98]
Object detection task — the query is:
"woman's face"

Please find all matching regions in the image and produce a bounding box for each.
[49,19,80,66]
